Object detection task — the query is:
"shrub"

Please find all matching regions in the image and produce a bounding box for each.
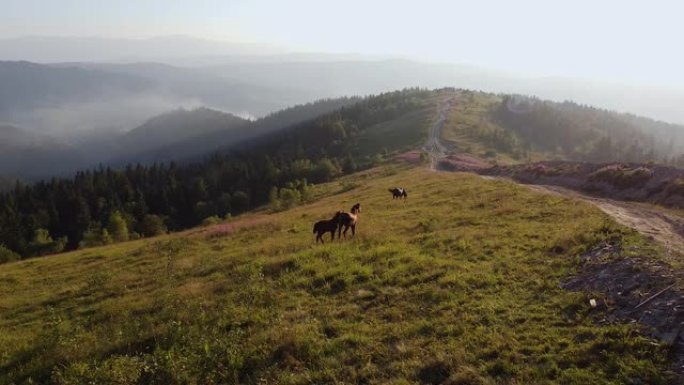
[107,211,129,242]
[0,244,20,264]
[202,216,222,227]
[79,227,113,248]
[139,214,167,237]
[27,228,67,256]
[588,164,653,188]
[279,188,301,209]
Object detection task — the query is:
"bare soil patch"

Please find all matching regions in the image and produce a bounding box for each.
[437,154,491,172]
[482,161,684,208]
[562,241,684,377]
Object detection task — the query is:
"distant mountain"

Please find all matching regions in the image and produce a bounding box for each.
[123,108,247,145]
[2,35,684,124]
[106,97,361,166]
[0,36,284,63]
[112,108,248,163]
[0,96,359,180]
[70,62,305,117]
[204,59,511,101]
[0,61,300,138]
[0,61,151,115]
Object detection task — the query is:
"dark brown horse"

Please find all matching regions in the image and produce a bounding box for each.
[338,203,361,238]
[313,211,342,243]
[389,187,407,199]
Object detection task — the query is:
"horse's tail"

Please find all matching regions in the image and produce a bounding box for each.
[313,223,318,233]
[388,188,395,193]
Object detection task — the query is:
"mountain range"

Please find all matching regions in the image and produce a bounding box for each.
[2,36,684,182]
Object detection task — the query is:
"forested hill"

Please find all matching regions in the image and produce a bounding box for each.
[118,96,364,166]
[497,95,684,163]
[108,107,249,165]
[443,91,684,164]
[0,88,435,261]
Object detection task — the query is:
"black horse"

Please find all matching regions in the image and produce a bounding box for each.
[389,187,408,199]
[313,211,343,243]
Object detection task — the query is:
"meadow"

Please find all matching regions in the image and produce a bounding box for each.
[0,165,675,384]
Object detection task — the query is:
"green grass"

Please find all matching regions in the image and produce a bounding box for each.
[0,165,676,384]
[352,107,432,158]
[440,91,550,164]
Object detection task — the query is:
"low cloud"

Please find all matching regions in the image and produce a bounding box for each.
[8,94,204,141]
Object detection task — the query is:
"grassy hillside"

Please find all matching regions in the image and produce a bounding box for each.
[0,165,675,384]
[439,89,684,166]
[351,108,432,158]
[439,92,526,164]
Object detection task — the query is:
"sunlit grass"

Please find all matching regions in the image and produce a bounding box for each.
[0,165,675,384]
[440,91,551,164]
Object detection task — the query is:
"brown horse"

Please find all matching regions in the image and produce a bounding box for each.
[338,203,361,239]
[313,211,342,243]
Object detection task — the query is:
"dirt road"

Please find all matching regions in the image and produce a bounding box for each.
[484,174,684,253]
[524,183,684,253]
[423,99,452,170]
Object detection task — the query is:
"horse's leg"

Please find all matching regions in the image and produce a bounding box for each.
[351,224,356,236]
[329,229,335,242]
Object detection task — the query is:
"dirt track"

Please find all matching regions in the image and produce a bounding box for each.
[423,99,452,170]
[524,183,684,254]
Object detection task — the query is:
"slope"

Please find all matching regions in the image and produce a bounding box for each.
[439,90,684,165]
[0,165,677,384]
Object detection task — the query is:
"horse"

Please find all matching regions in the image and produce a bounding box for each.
[338,203,361,239]
[313,211,343,243]
[389,187,408,200]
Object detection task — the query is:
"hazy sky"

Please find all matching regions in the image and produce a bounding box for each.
[2,0,683,85]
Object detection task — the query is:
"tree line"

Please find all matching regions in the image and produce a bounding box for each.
[493,95,684,164]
